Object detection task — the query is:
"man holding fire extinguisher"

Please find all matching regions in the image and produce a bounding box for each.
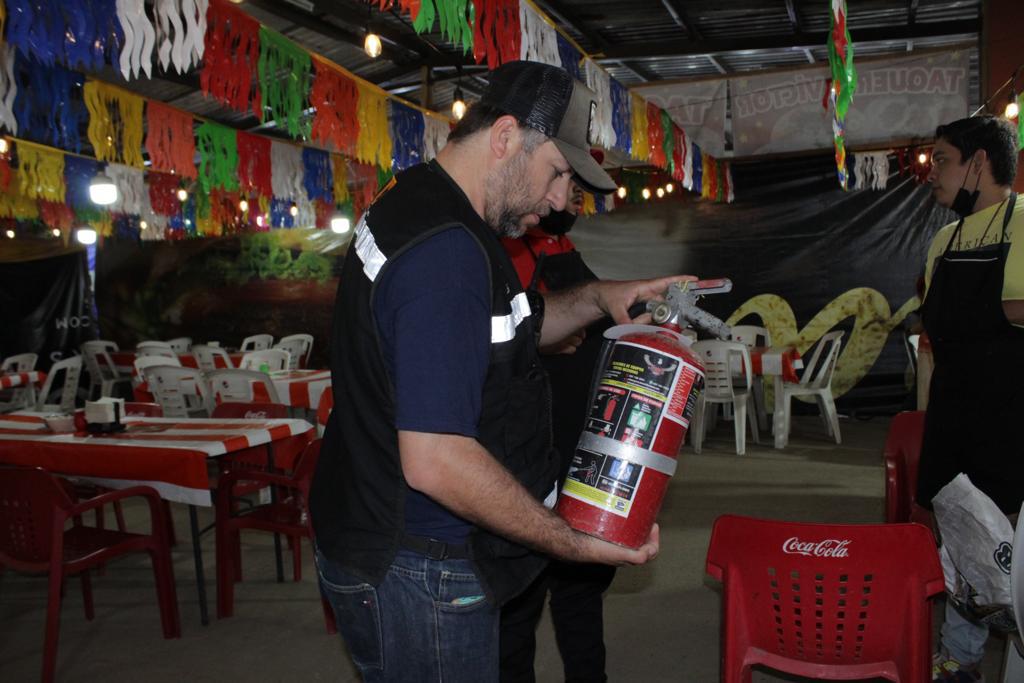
[310,61,690,682]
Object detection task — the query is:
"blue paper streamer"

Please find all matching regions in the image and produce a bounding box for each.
[610,78,631,155]
[691,143,703,194]
[556,35,583,82]
[389,101,425,173]
[302,148,334,203]
[6,0,122,70]
[13,55,87,152]
[593,193,605,214]
[270,197,296,228]
[64,156,101,209]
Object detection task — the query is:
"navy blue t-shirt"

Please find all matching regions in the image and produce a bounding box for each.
[372,227,491,543]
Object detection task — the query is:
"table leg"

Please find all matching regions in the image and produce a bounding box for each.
[773,376,788,449]
[188,505,210,626]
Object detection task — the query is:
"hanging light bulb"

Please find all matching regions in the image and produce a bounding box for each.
[4,229,14,239]
[139,220,148,230]
[89,173,118,205]
[256,214,265,228]
[177,187,189,202]
[0,138,8,154]
[330,213,351,234]
[641,187,651,200]
[616,186,627,199]
[917,151,928,164]
[239,198,249,212]
[289,203,299,217]
[364,30,382,59]
[665,182,674,194]
[452,84,467,121]
[76,228,97,245]
[656,187,665,198]
[1005,92,1019,119]
[51,228,61,237]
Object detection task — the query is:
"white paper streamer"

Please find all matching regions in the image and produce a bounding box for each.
[519,2,560,67]
[422,115,450,161]
[138,182,167,240]
[116,0,157,79]
[872,153,890,190]
[155,0,206,74]
[295,195,316,228]
[271,141,304,200]
[106,163,147,215]
[0,44,17,134]
[852,153,869,190]
[583,60,615,149]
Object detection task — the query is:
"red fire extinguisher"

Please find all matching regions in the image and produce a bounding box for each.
[556,279,733,548]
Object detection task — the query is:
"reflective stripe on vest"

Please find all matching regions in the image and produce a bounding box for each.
[354,217,532,345]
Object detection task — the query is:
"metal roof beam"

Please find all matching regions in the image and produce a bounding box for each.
[599,20,977,60]
[534,0,610,51]
[784,0,802,34]
[707,55,728,75]
[660,0,702,41]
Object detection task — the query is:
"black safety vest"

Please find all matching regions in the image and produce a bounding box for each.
[310,160,560,605]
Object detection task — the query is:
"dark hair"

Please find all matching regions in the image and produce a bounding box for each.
[935,115,1019,186]
[447,102,547,153]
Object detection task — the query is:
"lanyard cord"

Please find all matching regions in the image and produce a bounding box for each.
[953,197,1008,252]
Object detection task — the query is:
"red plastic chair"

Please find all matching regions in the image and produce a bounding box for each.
[0,467,180,683]
[215,439,335,633]
[705,514,944,683]
[883,411,934,529]
[316,388,333,437]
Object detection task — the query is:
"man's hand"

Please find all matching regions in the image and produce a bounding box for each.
[595,275,698,325]
[571,523,660,566]
[540,328,586,355]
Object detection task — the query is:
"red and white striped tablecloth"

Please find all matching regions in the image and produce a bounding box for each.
[0,414,313,506]
[268,369,331,410]
[0,371,46,389]
[111,351,245,374]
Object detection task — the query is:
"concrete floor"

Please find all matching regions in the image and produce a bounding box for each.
[0,415,1012,681]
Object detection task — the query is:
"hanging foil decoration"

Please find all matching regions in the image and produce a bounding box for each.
[828,0,856,189]
[257,28,312,139]
[310,61,360,156]
[0,45,17,134]
[116,0,156,79]
[671,125,687,184]
[355,83,394,170]
[208,188,240,232]
[13,57,86,152]
[584,60,615,150]
[422,115,450,162]
[555,34,582,81]
[145,101,197,178]
[148,171,182,215]
[84,81,145,168]
[389,101,425,172]
[63,155,101,209]
[105,163,146,215]
[690,143,703,195]
[294,195,316,228]
[271,140,304,201]
[302,147,333,204]
[660,110,674,176]
[439,0,474,54]
[349,161,380,219]
[39,200,74,231]
[17,145,65,202]
[519,2,559,66]
[645,102,665,169]
[269,197,294,228]
[196,120,239,194]
[5,0,122,71]
[0,191,40,219]
[702,156,716,200]
[237,130,273,198]
[629,94,649,162]
[201,0,260,114]
[0,147,12,192]
[155,0,208,74]
[473,0,519,69]
[609,78,631,156]
[332,154,349,206]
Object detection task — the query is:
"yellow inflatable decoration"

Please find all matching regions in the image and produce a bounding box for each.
[725,288,920,399]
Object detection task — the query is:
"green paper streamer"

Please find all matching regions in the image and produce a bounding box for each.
[197,121,240,194]
[661,111,675,176]
[258,27,313,139]
[828,2,857,121]
[413,0,473,54]
[413,0,436,34]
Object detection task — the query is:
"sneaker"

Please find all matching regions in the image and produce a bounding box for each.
[932,650,984,682]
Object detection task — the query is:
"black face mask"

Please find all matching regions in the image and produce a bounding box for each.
[950,159,981,218]
[536,209,577,236]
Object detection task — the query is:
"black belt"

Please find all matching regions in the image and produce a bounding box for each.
[399,533,470,560]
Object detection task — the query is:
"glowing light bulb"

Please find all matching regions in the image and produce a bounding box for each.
[139,220,148,230]
[665,182,674,193]
[239,198,249,212]
[1006,99,1020,119]
[641,187,651,200]
[89,174,118,205]
[51,228,61,237]
[330,214,351,234]
[616,186,627,199]
[5,229,14,238]
[289,204,299,217]
[364,32,382,59]
[918,152,928,164]
[452,85,466,120]
[256,215,265,227]
[0,138,8,154]
[177,188,188,202]
[656,187,665,198]
[76,228,97,245]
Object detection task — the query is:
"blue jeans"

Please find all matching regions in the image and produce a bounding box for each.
[316,548,499,682]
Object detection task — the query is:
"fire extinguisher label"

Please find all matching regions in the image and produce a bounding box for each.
[584,341,691,448]
[561,447,644,517]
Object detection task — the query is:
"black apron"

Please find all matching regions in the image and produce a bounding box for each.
[917,193,1024,514]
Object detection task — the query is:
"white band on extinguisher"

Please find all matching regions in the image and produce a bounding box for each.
[577,432,678,477]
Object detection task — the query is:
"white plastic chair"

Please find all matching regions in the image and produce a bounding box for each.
[691,341,759,455]
[165,337,192,354]
[81,340,130,399]
[192,345,235,373]
[0,352,39,411]
[779,330,844,445]
[729,325,772,431]
[273,338,307,371]
[277,334,313,368]
[1001,500,1024,682]
[240,334,274,352]
[136,341,178,360]
[133,355,182,389]
[207,369,281,405]
[240,349,290,372]
[36,356,83,413]
[144,365,211,419]
[679,329,698,343]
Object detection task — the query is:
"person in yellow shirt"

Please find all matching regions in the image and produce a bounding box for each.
[919,115,1023,683]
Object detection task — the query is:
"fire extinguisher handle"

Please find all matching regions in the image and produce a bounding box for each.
[626,301,648,319]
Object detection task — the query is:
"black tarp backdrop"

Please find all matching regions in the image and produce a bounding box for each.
[572,152,956,412]
[0,246,97,371]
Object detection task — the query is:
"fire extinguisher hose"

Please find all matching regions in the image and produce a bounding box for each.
[577,432,679,477]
